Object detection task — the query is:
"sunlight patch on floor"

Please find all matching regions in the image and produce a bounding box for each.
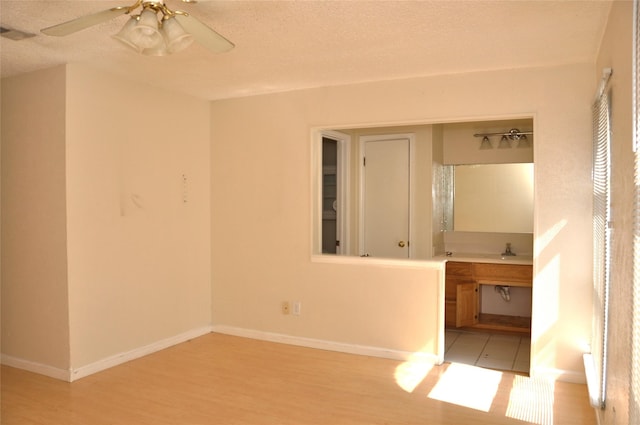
[427,362,502,412]
[394,353,435,393]
[506,375,554,425]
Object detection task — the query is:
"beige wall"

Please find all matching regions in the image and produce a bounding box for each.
[65,65,212,369]
[594,1,633,424]
[1,66,71,371]
[1,59,598,381]
[1,64,212,376]
[210,62,596,379]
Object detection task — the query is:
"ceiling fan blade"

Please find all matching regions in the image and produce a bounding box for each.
[41,7,130,36]
[174,13,234,53]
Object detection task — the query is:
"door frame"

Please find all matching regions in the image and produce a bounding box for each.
[358,133,416,258]
[313,130,351,255]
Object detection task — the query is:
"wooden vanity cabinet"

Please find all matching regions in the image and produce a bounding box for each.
[456,281,479,327]
[473,263,533,287]
[444,262,478,328]
[445,260,533,333]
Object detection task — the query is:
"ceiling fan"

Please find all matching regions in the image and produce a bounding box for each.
[41,0,234,56]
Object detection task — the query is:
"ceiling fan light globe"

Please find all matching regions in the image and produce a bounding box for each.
[136,8,159,30]
[131,9,162,48]
[130,29,163,49]
[162,17,194,53]
[112,17,141,52]
[142,41,169,56]
[168,34,193,53]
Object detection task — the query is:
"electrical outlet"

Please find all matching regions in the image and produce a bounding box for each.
[282,301,290,315]
[293,301,301,316]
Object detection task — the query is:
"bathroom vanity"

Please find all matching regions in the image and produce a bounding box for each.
[444,257,533,334]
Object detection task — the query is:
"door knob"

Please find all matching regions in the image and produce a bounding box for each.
[398,241,406,248]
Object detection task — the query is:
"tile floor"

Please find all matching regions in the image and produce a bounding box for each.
[444,330,530,373]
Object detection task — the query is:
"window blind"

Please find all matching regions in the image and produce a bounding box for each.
[587,71,612,410]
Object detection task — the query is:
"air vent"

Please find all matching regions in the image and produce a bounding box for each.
[0,26,36,41]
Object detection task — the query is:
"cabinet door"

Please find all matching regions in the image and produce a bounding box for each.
[456,282,479,327]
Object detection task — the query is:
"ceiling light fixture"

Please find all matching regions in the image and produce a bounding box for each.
[517,134,531,149]
[41,0,234,56]
[498,135,511,149]
[473,128,533,150]
[112,0,193,56]
[479,136,493,150]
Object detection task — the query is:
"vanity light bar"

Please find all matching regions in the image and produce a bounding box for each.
[473,128,533,140]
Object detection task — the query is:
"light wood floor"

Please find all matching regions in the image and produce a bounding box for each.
[1,333,595,425]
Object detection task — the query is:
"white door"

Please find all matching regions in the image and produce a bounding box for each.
[361,136,411,258]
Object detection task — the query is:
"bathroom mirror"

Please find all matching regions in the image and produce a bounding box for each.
[449,163,534,233]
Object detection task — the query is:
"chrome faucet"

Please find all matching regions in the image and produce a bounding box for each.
[502,242,516,256]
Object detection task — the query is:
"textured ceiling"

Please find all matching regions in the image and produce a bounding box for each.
[0,0,613,100]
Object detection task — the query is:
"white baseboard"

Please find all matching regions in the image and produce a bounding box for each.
[70,325,213,381]
[1,354,71,381]
[2,325,213,382]
[211,325,441,364]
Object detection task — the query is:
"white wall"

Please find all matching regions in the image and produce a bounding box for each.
[1,66,71,372]
[1,64,212,378]
[65,65,212,370]
[1,60,599,382]
[210,62,595,380]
